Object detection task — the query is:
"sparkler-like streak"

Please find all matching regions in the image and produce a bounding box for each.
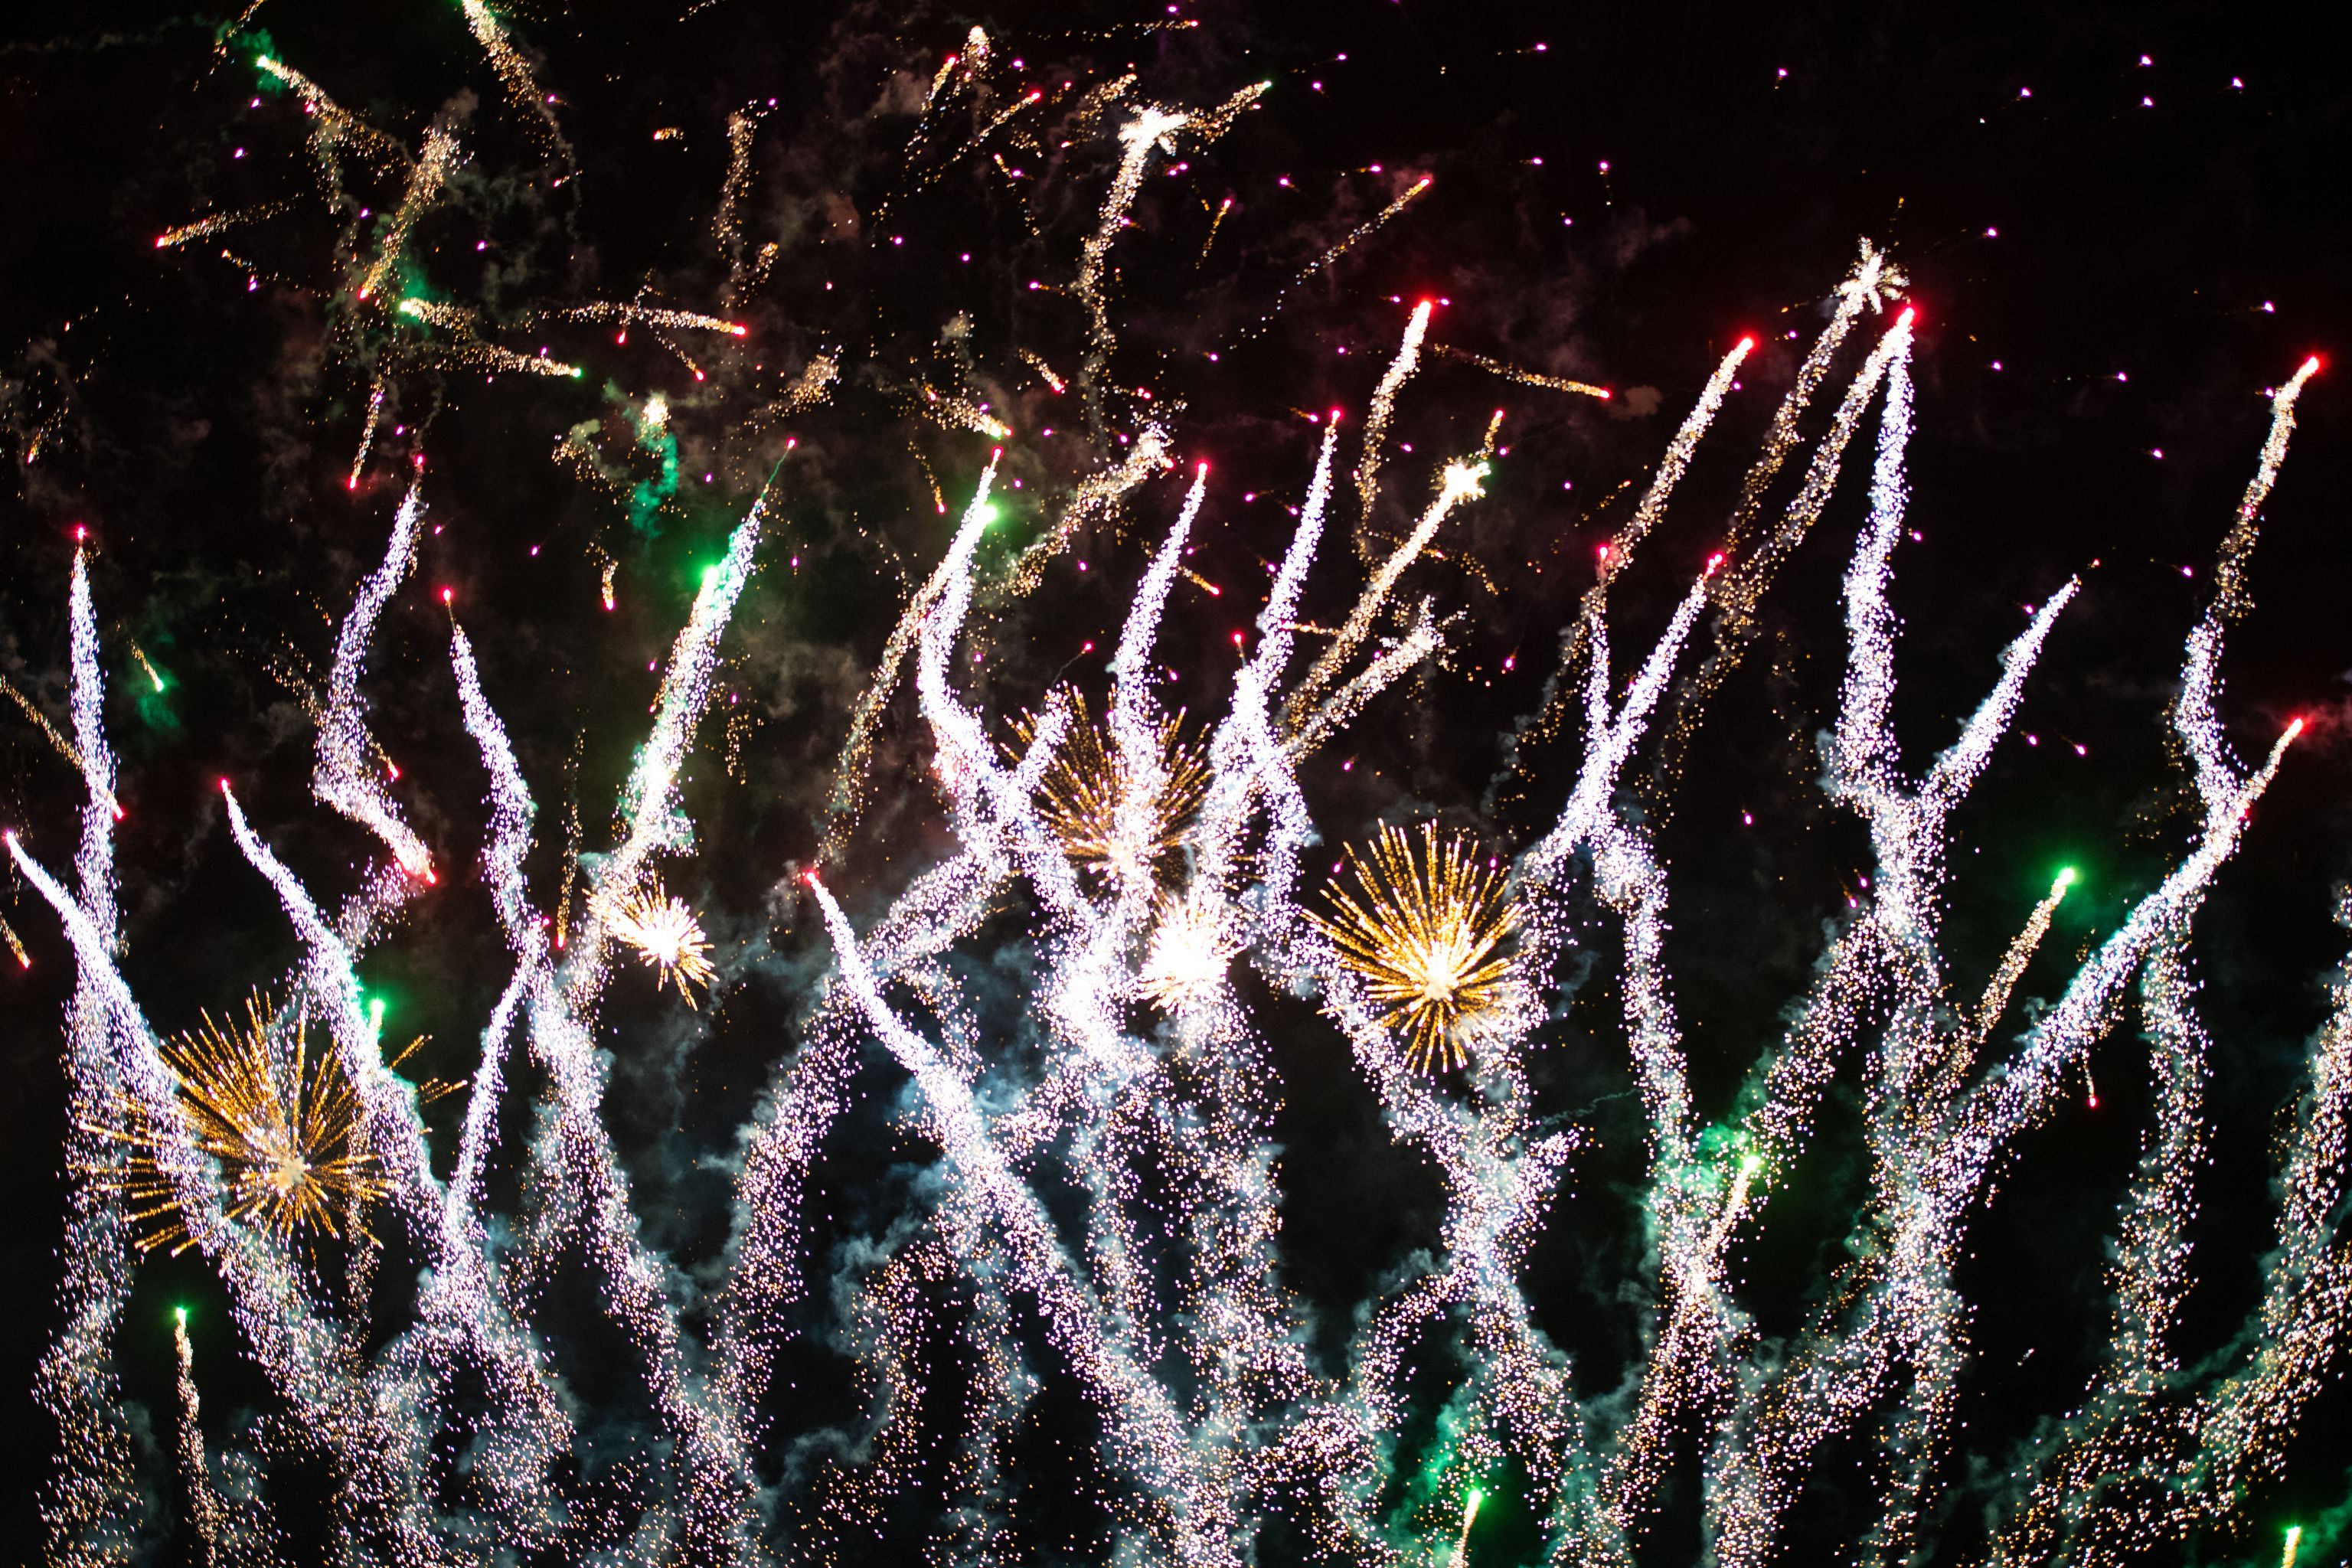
[355,126,457,302]
[1285,452,1488,730]
[459,0,568,154]
[1351,299,1432,560]
[1073,85,1264,436]
[154,204,289,250]
[4,671,122,818]
[1429,342,1612,400]
[172,1310,225,1567]
[16,32,2352,1567]
[255,54,410,190]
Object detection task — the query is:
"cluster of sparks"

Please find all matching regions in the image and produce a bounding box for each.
[1010,688,1210,884]
[9,18,2351,1568]
[81,992,392,1256]
[1314,822,1521,1073]
[601,883,717,1003]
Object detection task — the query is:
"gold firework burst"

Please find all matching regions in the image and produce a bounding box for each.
[1313,822,1521,1073]
[1008,690,1209,883]
[605,884,717,1002]
[83,992,400,1254]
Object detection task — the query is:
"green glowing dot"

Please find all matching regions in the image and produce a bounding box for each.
[2056,867,2076,890]
[701,565,720,590]
[1740,1154,1762,1177]
[1465,1488,1484,1508]
[368,998,386,1029]
[978,503,1001,524]
[174,1305,188,1327]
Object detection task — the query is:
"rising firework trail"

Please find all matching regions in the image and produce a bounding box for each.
[5,17,2347,1568]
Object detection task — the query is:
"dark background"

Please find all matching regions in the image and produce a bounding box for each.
[4,1,2350,1561]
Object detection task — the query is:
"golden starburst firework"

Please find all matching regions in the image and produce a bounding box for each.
[1008,690,1209,883]
[1313,822,1521,1073]
[83,992,401,1254]
[605,884,717,1002]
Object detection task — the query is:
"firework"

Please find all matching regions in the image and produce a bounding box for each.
[459,0,566,152]
[397,298,583,379]
[152,203,288,250]
[12,17,2352,1563]
[601,884,717,1002]
[354,125,457,302]
[1138,891,1238,1011]
[4,670,121,818]
[1008,689,1208,883]
[254,54,409,188]
[547,299,748,337]
[172,1309,224,1564]
[1074,87,1264,434]
[81,994,390,1254]
[1351,299,1432,560]
[127,642,167,694]
[1314,822,1521,1073]
[1451,1487,1484,1567]
[1287,451,1488,733]
[1429,342,1612,400]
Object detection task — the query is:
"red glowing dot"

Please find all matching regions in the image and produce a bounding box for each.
[1737,336,1756,351]
[346,475,359,491]
[217,778,231,793]
[2304,355,2324,375]
[1232,632,1245,645]
[72,525,87,542]
[730,324,748,337]
[440,587,453,605]
[2288,716,2308,738]
[1705,551,1725,575]
[1898,306,1916,327]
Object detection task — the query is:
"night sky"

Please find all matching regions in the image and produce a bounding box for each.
[5,2,2351,1563]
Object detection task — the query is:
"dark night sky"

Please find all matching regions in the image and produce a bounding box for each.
[4,2,2351,1562]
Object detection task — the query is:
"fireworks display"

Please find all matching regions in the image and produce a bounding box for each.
[1,7,2347,1566]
